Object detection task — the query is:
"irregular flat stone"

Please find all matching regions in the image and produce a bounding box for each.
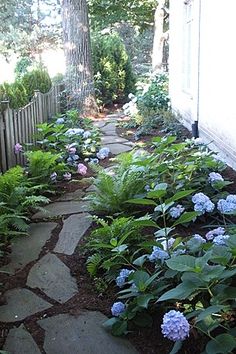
[105,143,133,155]
[85,184,98,192]
[0,288,52,323]
[32,201,91,219]
[38,312,138,354]
[100,123,117,135]
[27,253,78,303]
[1,223,57,274]
[56,189,85,202]
[101,135,129,144]
[93,120,107,128]
[54,213,92,255]
[3,324,41,354]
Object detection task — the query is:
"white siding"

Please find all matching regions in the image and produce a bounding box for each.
[169,0,236,169]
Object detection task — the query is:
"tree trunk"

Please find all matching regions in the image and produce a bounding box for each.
[62,0,98,114]
[152,0,166,72]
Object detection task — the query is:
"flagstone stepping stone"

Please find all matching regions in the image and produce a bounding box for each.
[32,201,91,219]
[101,135,129,144]
[27,253,78,303]
[54,213,92,255]
[38,311,138,354]
[56,189,85,202]
[104,143,133,155]
[1,223,57,274]
[3,324,41,354]
[100,123,117,135]
[93,120,107,128]
[0,288,52,323]
[85,184,97,192]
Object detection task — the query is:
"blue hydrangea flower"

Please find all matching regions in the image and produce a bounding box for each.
[192,193,215,214]
[169,205,185,218]
[205,227,225,240]
[161,310,190,341]
[56,117,65,124]
[217,195,236,214]
[149,246,169,262]
[83,131,92,139]
[172,249,186,257]
[208,172,224,184]
[144,185,151,192]
[116,269,134,288]
[65,128,84,136]
[213,235,230,246]
[89,158,99,164]
[50,172,57,182]
[111,302,126,317]
[97,147,110,160]
[193,234,206,244]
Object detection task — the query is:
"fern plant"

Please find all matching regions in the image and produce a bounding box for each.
[26,150,66,183]
[87,166,147,214]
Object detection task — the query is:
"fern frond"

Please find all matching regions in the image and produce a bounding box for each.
[86,253,103,276]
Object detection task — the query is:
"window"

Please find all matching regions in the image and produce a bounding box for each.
[182,0,193,93]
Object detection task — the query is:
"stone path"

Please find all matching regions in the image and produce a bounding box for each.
[1,113,138,354]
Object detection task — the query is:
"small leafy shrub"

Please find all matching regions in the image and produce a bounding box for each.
[21,67,52,100]
[92,33,136,106]
[14,56,33,78]
[137,73,170,115]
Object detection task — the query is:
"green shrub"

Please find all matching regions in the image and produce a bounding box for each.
[21,67,52,100]
[14,56,33,78]
[92,33,136,106]
[0,81,28,109]
[137,73,170,115]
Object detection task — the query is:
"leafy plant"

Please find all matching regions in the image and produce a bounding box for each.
[92,32,136,106]
[25,150,66,183]
[21,67,52,100]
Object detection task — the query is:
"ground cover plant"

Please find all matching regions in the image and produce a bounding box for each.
[86,135,236,354]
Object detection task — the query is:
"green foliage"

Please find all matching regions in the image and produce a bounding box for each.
[21,67,52,100]
[87,157,148,213]
[137,73,170,115]
[14,56,33,78]
[88,0,156,32]
[25,150,65,183]
[0,81,28,109]
[92,33,136,106]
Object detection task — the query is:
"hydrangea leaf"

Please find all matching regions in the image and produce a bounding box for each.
[173,211,199,227]
[166,255,196,272]
[206,334,236,354]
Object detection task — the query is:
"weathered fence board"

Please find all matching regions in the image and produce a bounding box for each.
[0,84,63,173]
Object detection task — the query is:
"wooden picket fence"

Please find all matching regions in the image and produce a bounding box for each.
[0,84,63,173]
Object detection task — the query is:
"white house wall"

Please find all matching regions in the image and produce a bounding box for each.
[169,0,236,169]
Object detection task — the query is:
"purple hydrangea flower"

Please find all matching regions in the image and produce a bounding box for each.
[169,205,185,218]
[217,195,236,214]
[116,269,134,288]
[208,172,224,184]
[55,117,65,124]
[192,193,215,214]
[63,172,72,181]
[193,234,206,244]
[149,246,169,262]
[14,143,23,154]
[205,227,225,241]
[161,310,190,341]
[111,302,126,317]
[213,235,230,246]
